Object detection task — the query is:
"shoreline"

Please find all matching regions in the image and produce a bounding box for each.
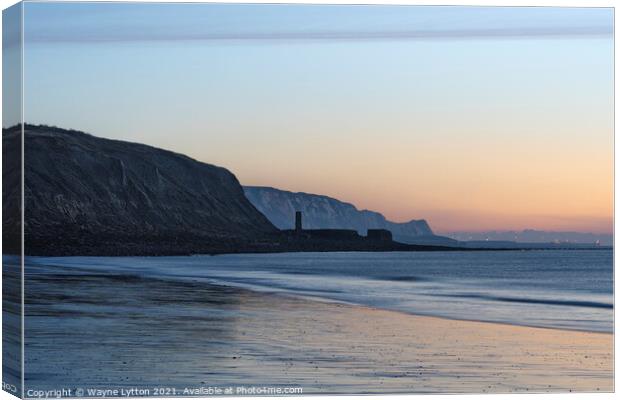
[21,265,614,394]
[274,289,614,335]
[207,282,614,393]
[18,251,613,334]
[10,244,612,257]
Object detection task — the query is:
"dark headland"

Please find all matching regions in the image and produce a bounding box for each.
[3,125,464,256]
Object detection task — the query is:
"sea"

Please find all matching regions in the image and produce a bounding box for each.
[20,249,613,333]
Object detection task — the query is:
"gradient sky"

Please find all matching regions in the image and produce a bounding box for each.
[13,3,614,233]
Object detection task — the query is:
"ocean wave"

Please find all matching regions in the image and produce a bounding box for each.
[436,293,613,310]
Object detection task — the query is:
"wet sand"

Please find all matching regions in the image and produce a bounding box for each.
[22,268,613,395]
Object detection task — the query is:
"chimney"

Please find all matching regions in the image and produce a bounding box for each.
[295,211,302,232]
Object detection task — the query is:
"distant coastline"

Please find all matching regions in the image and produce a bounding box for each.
[3,124,460,256]
[3,124,610,257]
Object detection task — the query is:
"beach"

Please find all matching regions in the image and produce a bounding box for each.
[21,260,613,395]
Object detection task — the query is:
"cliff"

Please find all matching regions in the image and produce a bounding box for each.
[243,186,456,245]
[3,125,465,256]
[5,125,278,255]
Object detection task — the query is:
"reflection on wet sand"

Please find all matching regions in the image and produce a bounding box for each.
[21,264,612,394]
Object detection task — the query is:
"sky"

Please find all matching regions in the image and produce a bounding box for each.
[9,3,614,233]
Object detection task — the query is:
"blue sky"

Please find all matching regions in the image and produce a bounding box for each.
[12,3,614,232]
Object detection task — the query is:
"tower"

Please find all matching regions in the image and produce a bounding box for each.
[295,211,302,232]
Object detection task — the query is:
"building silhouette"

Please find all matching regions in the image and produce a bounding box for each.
[295,211,302,233]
